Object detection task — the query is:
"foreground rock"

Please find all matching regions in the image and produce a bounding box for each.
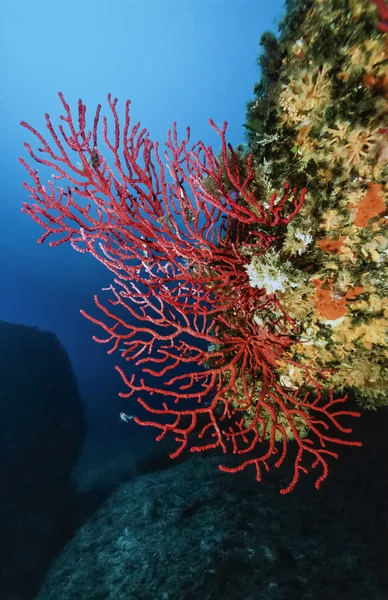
[36,407,388,600]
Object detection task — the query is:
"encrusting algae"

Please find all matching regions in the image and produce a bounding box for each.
[212,0,388,439]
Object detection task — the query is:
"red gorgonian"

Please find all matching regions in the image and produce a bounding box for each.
[20,93,361,493]
[370,0,388,32]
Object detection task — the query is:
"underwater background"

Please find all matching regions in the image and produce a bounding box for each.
[1,0,284,477]
[0,0,388,599]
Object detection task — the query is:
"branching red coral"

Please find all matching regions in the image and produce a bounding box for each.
[20,93,361,493]
[370,0,388,32]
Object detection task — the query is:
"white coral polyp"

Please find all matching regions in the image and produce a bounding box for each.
[245,256,297,294]
[295,231,313,254]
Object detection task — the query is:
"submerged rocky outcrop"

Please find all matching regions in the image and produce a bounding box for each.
[0,321,85,599]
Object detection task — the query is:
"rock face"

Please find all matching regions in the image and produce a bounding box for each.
[0,321,85,600]
[34,411,388,600]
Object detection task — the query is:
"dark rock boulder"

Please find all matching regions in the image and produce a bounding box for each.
[0,321,85,600]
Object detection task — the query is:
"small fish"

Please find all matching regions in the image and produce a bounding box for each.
[120,412,134,423]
